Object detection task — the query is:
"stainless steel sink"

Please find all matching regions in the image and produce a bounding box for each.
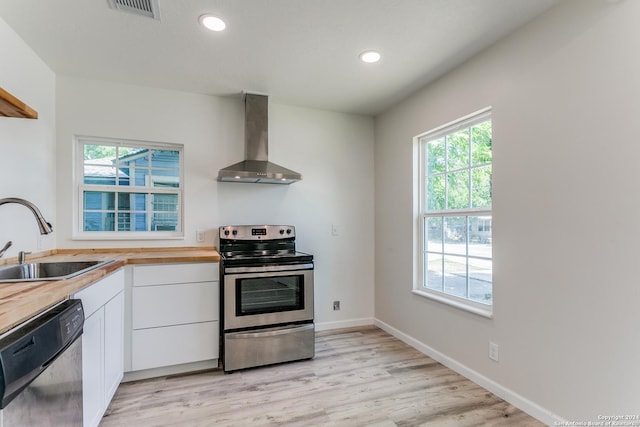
[0,260,112,282]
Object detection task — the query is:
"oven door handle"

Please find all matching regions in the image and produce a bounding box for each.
[223,263,314,274]
[227,324,314,339]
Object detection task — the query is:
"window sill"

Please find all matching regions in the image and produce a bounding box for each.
[73,232,184,241]
[411,289,493,319]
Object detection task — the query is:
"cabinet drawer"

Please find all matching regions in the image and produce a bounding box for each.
[74,269,124,318]
[131,321,219,371]
[132,282,218,329]
[132,263,218,286]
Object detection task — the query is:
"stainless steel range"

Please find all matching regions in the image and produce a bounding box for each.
[219,225,314,372]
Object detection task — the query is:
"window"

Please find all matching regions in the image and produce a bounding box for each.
[75,136,184,239]
[415,109,492,316]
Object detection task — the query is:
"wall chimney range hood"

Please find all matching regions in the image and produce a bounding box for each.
[217,93,302,184]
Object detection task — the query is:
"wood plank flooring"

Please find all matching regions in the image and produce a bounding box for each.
[101,326,544,427]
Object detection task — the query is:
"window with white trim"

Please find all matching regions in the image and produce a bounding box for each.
[415,109,492,314]
[75,136,184,239]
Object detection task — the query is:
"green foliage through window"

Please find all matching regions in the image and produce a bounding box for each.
[424,120,492,211]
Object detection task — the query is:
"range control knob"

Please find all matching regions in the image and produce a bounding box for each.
[232,229,238,236]
[279,229,285,235]
[286,228,292,235]
[224,230,230,236]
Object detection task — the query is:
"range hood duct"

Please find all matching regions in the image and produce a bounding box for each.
[217,93,302,185]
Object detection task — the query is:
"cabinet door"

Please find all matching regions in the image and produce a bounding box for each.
[104,291,124,405]
[74,269,125,427]
[132,263,218,286]
[132,282,218,329]
[131,321,219,371]
[82,308,104,427]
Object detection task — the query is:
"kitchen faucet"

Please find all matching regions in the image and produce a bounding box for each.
[0,198,54,235]
[0,241,12,258]
[17,251,30,264]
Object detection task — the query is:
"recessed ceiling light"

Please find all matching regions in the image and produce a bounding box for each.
[360,50,381,63]
[199,14,226,32]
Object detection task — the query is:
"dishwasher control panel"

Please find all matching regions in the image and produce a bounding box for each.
[59,302,84,343]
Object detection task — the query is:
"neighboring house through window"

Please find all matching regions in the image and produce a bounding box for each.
[76,136,184,239]
[414,108,493,317]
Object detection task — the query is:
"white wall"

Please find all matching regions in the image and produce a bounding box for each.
[375,0,640,423]
[55,76,375,326]
[0,16,56,257]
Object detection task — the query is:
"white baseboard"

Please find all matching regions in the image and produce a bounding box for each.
[315,317,374,331]
[373,318,564,426]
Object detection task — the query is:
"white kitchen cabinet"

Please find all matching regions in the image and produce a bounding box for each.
[132,262,217,286]
[132,281,217,329]
[104,289,124,403]
[132,322,218,370]
[73,269,125,427]
[80,304,103,427]
[125,262,219,378]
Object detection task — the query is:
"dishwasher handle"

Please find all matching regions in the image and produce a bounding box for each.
[11,336,36,357]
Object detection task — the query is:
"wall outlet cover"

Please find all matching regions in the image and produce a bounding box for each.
[489,342,499,362]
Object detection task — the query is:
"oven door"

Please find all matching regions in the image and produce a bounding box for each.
[223,264,314,331]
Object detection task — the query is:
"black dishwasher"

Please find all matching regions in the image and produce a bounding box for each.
[0,299,84,426]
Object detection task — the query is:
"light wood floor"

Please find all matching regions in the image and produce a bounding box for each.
[101,326,544,426]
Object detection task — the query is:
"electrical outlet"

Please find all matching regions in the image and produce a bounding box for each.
[196,229,205,242]
[489,342,499,362]
[331,224,340,237]
[333,300,340,311]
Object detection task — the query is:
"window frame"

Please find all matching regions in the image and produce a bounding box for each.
[73,135,185,240]
[413,108,493,318]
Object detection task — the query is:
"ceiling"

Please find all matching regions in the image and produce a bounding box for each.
[0,0,559,116]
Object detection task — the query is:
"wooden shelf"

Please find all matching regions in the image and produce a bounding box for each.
[0,86,38,119]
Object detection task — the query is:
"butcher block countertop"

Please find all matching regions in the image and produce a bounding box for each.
[0,247,220,334]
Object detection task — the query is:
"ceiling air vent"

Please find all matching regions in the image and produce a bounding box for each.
[108,0,160,20]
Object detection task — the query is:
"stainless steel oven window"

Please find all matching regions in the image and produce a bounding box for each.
[236,275,305,316]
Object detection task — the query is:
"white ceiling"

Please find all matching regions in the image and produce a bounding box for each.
[0,0,559,116]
